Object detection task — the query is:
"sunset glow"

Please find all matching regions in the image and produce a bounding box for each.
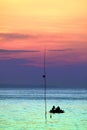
[0,0,87,66]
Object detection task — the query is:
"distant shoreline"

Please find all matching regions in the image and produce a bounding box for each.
[0,84,87,90]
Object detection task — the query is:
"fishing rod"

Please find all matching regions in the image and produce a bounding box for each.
[43,48,47,122]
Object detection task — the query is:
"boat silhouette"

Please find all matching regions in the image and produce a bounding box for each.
[49,106,64,114]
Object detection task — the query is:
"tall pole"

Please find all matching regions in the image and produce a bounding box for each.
[43,48,47,122]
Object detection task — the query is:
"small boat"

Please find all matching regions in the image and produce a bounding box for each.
[49,106,64,114]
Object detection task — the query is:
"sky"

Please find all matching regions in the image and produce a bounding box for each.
[0,0,87,88]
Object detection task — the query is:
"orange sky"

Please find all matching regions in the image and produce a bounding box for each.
[0,0,87,33]
[0,0,87,65]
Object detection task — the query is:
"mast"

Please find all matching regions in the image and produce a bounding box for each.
[43,48,47,122]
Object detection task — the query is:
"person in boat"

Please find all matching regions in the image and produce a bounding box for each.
[52,105,56,111]
[55,106,60,111]
[50,106,55,118]
[55,106,64,113]
[49,105,56,113]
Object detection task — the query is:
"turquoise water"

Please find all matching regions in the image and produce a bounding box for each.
[0,89,87,130]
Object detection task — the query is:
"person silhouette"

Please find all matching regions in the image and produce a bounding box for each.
[50,106,55,118]
[52,105,56,111]
[56,106,60,111]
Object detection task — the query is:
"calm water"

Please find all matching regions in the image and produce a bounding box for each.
[0,88,87,130]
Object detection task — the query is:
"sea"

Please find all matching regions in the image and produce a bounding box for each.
[0,88,87,130]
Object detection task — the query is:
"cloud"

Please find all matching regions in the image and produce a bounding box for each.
[0,49,40,61]
[0,32,37,41]
[0,49,40,65]
[0,49,40,53]
[49,48,73,52]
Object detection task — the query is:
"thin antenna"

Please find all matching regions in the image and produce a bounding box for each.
[43,48,47,122]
